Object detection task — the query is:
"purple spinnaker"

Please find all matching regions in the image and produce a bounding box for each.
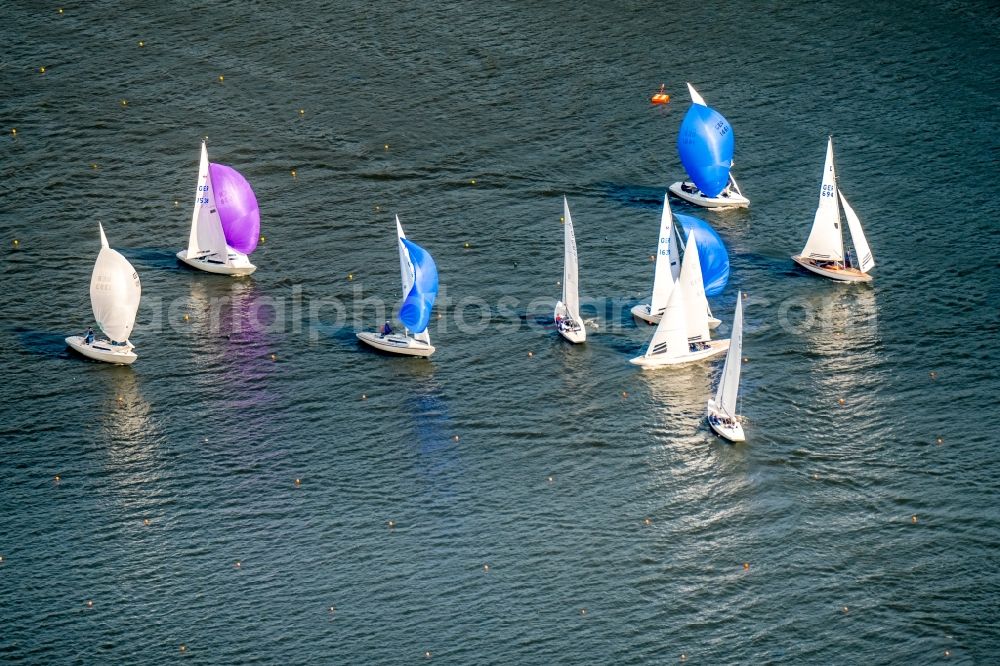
[209,162,260,255]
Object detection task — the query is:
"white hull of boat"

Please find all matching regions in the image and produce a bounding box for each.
[176,249,257,276]
[65,336,137,365]
[669,181,750,209]
[707,399,745,442]
[791,255,872,283]
[631,303,721,329]
[629,338,729,368]
[356,331,435,357]
[554,301,586,344]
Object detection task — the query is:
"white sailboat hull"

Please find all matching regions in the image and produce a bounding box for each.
[669,181,750,209]
[629,338,729,368]
[66,336,137,365]
[356,331,435,357]
[631,303,720,329]
[554,301,586,344]
[791,255,872,283]
[176,249,257,276]
[706,399,745,442]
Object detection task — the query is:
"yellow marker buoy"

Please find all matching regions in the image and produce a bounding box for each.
[59,8,64,13]
[547,475,554,483]
[649,254,655,261]
[11,128,16,136]
[87,600,94,608]
[911,515,918,523]
[270,353,277,361]
[179,644,186,653]
[54,475,61,482]
[183,313,190,321]
[743,357,749,363]
[174,200,179,206]
[621,391,628,398]
[12,239,19,248]
[0,555,4,562]
[384,144,389,151]
[138,41,144,47]
[483,563,490,572]
[361,394,367,400]
[743,562,750,570]
[643,517,652,526]
[464,242,470,248]
[91,163,99,170]
[842,606,849,613]
[294,478,301,487]
[838,398,846,405]
[143,518,150,526]
[374,205,382,212]
[929,371,937,379]
[40,66,46,74]
[259,235,265,243]
[936,436,943,445]
[299,109,305,116]
[470,179,476,185]
[527,351,533,357]
[580,608,587,616]
[347,273,353,280]
[120,99,128,107]
[560,216,564,223]
[291,169,297,177]
[424,651,432,659]
[218,75,224,82]
[680,655,687,662]
[945,650,951,657]
[387,520,396,529]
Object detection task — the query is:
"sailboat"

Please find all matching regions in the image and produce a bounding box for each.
[630,231,729,368]
[707,293,745,442]
[66,223,141,365]
[791,137,875,282]
[668,83,750,209]
[554,196,586,344]
[356,216,439,357]
[176,140,259,276]
[631,198,723,329]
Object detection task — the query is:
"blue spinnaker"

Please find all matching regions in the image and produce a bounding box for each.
[675,213,730,296]
[398,238,439,334]
[677,103,734,198]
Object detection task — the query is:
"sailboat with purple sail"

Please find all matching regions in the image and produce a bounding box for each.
[668,83,750,209]
[176,140,260,276]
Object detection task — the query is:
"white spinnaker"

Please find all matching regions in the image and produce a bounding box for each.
[686,82,707,107]
[90,223,141,343]
[187,141,230,264]
[679,231,710,343]
[645,277,689,360]
[800,137,844,262]
[839,190,875,273]
[562,196,581,322]
[715,294,743,418]
[650,194,679,314]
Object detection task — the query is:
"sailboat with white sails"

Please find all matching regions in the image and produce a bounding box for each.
[356,216,439,357]
[707,293,745,442]
[554,196,586,344]
[177,140,259,276]
[792,137,875,282]
[66,223,141,365]
[630,230,729,368]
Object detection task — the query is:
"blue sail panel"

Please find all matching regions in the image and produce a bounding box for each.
[675,213,730,296]
[677,104,735,198]
[398,238,439,334]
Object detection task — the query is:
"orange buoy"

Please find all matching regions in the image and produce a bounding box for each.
[651,83,670,105]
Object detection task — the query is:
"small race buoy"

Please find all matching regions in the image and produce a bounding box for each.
[290,169,297,178]
[183,313,189,321]
[452,435,460,442]
[469,179,476,185]
[936,436,943,445]
[649,254,655,261]
[138,41,144,47]
[299,109,305,116]
[929,371,937,379]
[91,163,99,170]
[328,605,336,613]
[464,242,470,248]
[86,599,94,608]
[179,644,186,653]
[838,398,846,406]
[270,353,277,361]
[643,517,652,526]
[743,357,749,363]
[10,128,16,136]
[945,650,951,657]
[40,66,46,74]
[294,478,301,487]
[680,655,687,662]
[347,273,353,280]
[483,563,490,572]
[387,520,396,529]
[0,555,4,563]
[120,99,128,107]
[12,239,19,248]
[143,518,150,526]
[621,391,628,398]
[842,606,849,613]
[424,651,432,659]
[54,475,61,482]
[374,204,382,212]
[234,560,241,569]
[651,83,670,105]
[911,515,918,523]
[580,608,587,616]
[259,235,265,243]
[59,8,64,13]
[527,351,533,357]
[218,75,224,82]
[361,394,367,400]
[547,475,554,483]
[812,473,819,480]
[383,144,389,151]
[560,216,564,224]
[174,199,179,206]
[743,562,750,570]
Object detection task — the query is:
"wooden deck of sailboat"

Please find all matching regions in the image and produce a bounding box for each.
[791,255,872,283]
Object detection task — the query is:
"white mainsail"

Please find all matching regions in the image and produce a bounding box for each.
[90,223,141,343]
[686,82,707,107]
[644,278,689,360]
[714,294,743,419]
[839,190,875,273]
[800,137,844,262]
[649,194,680,315]
[679,231,710,343]
[562,196,581,322]
[186,141,230,265]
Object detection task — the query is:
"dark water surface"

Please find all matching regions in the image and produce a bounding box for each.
[2,1,999,663]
